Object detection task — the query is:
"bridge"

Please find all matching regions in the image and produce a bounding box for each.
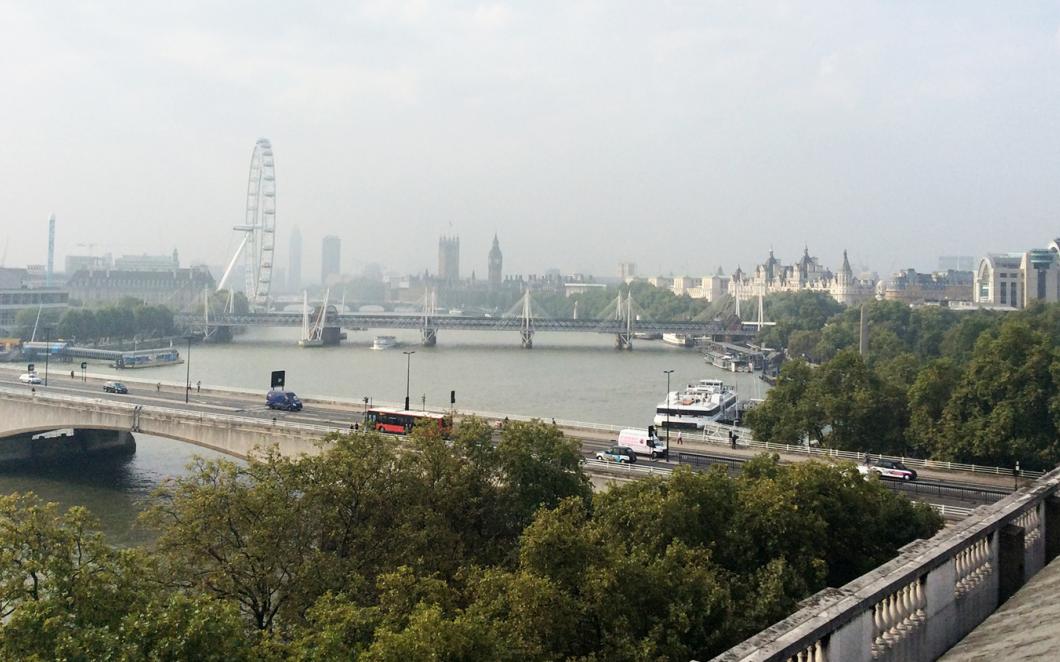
[178,291,759,348]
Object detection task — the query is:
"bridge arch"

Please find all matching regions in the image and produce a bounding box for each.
[0,389,327,464]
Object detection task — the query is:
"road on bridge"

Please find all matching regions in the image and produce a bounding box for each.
[0,367,1014,513]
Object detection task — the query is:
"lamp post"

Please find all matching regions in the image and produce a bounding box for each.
[403,351,415,411]
[184,335,194,404]
[663,369,674,450]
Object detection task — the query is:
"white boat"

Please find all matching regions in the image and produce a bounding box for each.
[662,333,694,348]
[370,335,399,350]
[653,378,738,430]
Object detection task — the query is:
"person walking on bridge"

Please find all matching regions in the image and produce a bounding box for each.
[196,380,201,393]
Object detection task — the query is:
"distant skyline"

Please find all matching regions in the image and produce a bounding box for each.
[2,2,1059,281]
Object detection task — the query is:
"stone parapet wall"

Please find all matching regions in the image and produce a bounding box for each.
[713,466,1060,662]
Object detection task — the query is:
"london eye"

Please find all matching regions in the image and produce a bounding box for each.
[218,138,276,308]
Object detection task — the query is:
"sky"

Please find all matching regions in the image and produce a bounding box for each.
[2,1,1060,282]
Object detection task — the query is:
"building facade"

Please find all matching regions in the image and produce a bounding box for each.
[488,235,503,287]
[727,248,875,306]
[0,268,69,337]
[973,240,1060,309]
[321,235,341,286]
[439,235,460,283]
[880,269,973,304]
[64,267,212,311]
[113,250,180,271]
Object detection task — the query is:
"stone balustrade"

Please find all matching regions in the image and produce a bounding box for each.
[713,465,1060,662]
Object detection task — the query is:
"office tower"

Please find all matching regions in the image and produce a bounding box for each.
[321,235,341,285]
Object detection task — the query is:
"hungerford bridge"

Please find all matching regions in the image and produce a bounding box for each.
[176,291,760,348]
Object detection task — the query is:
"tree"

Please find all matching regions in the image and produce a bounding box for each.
[745,360,820,444]
[937,320,1060,469]
[141,452,320,631]
[494,420,591,539]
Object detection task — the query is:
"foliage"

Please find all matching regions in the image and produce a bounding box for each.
[748,302,1060,469]
[48,298,177,343]
[0,422,942,660]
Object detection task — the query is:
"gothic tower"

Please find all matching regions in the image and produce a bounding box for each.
[488,234,503,287]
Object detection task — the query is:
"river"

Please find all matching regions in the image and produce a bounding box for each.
[3,328,770,542]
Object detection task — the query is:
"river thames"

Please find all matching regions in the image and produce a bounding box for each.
[2,328,769,543]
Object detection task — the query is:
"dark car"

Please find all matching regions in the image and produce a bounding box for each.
[266,390,303,412]
[103,381,128,394]
[595,445,637,463]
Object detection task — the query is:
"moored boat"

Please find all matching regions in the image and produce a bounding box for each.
[653,378,738,430]
[370,335,399,350]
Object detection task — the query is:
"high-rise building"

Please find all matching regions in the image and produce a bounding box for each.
[438,235,460,283]
[488,234,503,287]
[289,227,302,292]
[321,235,341,285]
[619,261,636,282]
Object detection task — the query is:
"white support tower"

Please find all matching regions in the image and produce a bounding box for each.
[520,289,534,349]
[299,289,329,347]
[421,287,438,346]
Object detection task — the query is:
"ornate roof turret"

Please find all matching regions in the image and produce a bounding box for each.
[841,249,853,277]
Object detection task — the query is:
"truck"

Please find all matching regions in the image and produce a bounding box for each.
[616,426,667,460]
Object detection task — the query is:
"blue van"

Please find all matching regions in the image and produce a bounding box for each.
[266,390,303,412]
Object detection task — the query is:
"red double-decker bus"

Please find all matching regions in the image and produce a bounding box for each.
[365,407,452,436]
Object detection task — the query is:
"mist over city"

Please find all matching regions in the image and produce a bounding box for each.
[3,2,1060,281]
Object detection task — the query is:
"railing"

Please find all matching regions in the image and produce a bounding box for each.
[712,466,1060,661]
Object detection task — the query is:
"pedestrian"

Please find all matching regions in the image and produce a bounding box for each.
[732,434,739,449]
[196,380,201,393]
[728,430,736,449]
[70,370,75,379]
[677,432,683,446]
[354,422,359,432]
[551,417,556,426]
[156,382,161,393]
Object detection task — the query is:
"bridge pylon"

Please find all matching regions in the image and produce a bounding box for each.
[422,288,438,347]
[520,289,534,349]
[614,292,634,350]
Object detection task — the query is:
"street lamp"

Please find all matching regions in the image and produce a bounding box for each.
[403,351,415,411]
[184,335,195,404]
[663,369,674,450]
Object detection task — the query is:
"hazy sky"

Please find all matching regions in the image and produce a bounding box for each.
[2,1,1059,281]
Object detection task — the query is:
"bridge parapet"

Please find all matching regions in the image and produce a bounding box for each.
[0,388,330,460]
[713,466,1060,661]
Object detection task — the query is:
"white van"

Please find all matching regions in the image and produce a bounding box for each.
[616,427,668,460]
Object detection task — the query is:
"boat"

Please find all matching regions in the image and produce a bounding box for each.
[704,348,752,372]
[653,379,739,430]
[633,332,662,340]
[662,333,694,348]
[370,335,399,350]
